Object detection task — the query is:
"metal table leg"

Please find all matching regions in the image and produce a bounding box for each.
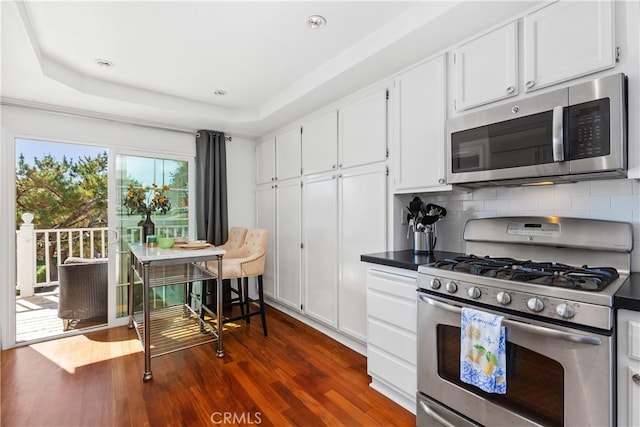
[128,251,135,329]
[142,261,153,382]
[216,253,224,358]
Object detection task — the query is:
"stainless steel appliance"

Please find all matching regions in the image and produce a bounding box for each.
[416,216,633,427]
[447,73,628,187]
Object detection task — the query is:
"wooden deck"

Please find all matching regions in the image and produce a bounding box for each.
[15,289,106,343]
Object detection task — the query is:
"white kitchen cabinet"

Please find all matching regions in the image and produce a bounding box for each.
[339,164,387,342]
[617,309,640,427]
[256,138,276,184]
[274,179,302,311]
[256,183,276,298]
[453,22,518,111]
[302,173,338,327]
[366,265,418,414]
[301,111,338,176]
[393,55,450,193]
[275,127,302,181]
[339,90,388,169]
[523,0,615,92]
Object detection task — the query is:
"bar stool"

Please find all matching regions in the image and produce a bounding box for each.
[204,228,269,336]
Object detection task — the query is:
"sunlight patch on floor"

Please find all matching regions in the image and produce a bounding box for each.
[30,334,141,374]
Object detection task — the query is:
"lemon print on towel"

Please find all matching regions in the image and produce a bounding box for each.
[466,344,499,375]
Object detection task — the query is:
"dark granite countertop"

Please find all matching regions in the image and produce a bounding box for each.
[615,273,640,312]
[361,249,464,271]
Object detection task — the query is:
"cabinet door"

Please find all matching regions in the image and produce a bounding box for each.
[256,184,276,298]
[523,0,615,92]
[394,55,447,193]
[302,111,338,175]
[338,164,387,342]
[339,91,387,169]
[453,22,518,111]
[275,179,302,310]
[256,138,276,184]
[302,173,338,327]
[276,128,301,181]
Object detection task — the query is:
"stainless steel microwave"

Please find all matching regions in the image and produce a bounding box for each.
[446,73,627,187]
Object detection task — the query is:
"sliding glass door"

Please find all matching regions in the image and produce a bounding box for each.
[113,154,192,319]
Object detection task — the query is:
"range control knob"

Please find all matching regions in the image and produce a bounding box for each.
[496,291,511,305]
[527,297,544,312]
[556,303,576,319]
[467,287,481,299]
[445,281,458,293]
[430,278,441,290]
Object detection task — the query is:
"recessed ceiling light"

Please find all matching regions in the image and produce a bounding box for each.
[95,59,114,68]
[306,15,326,29]
[214,90,227,96]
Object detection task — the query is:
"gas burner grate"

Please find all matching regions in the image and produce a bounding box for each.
[433,255,619,292]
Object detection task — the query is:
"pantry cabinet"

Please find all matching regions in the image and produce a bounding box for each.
[452,22,518,112]
[302,163,387,338]
[338,164,387,342]
[302,173,339,327]
[274,179,302,310]
[523,0,615,92]
[301,111,338,175]
[617,309,640,427]
[393,55,450,193]
[366,265,418,413]
[256,179,302,309]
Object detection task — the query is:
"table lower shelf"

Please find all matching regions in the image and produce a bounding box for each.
[132,304,218,358]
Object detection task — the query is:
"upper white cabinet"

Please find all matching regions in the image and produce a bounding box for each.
[393,55,449,193]
[453,22,518,111]
[339,91,388,169]
[301,111,338,175]
[523,0,615,92]
[256,128,301,184]
[275,127,302,181]
[256,138,276,184]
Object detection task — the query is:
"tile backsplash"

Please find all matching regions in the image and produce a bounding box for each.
[413,179,640,272]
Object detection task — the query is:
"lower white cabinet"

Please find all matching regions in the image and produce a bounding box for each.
[366,265,417,414]
[617,309,640,427]
[275,179,302,310]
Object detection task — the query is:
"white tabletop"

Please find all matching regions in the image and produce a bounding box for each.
[128,242,225,263]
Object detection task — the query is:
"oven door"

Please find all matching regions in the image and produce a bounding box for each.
[417,292,614,427]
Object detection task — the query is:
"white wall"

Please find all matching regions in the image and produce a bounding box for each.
[401,179,640,272]
[226,136,257,229]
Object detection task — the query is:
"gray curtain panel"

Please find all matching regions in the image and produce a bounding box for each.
[195,130,228,245]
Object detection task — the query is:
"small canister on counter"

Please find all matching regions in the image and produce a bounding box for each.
[146,235,158,247]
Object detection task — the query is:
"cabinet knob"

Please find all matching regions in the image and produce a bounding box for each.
[506,86,515,94]
[339,163,343,168]
[633,374,640,385]
[438,178,445,184]
[525,80,535,89]
[332,164,337,169]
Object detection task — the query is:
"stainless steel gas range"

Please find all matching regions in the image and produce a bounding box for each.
[416,216,633,427]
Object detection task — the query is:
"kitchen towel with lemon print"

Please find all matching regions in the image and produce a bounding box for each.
[460,307,506,394]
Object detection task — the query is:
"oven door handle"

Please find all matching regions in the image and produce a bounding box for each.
[418,400,456,427]
[419,295,602,346]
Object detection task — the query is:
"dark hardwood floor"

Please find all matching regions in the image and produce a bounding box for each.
[1,305,415,426]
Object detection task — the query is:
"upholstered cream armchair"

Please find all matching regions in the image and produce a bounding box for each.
[204,228,269,336]
[216,226,247,251]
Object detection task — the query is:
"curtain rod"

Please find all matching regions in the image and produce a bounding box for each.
[196,132,232,141]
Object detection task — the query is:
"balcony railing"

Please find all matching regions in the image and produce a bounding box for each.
[15,213,188,297]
